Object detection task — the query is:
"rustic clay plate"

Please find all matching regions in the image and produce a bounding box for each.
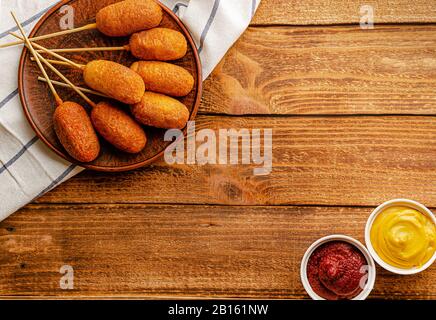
[18,0,202,172]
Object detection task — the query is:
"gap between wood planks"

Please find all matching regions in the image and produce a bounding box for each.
[249,22,436,28]
[25,202,436,210]
[197,113,436,118]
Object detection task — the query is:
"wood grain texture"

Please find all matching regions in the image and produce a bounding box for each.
[202,25,436,115]
[0,204,434,299]
[36,115,436,207]
[253,0,436,25]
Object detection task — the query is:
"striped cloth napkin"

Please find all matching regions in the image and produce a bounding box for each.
[0,0,260,221]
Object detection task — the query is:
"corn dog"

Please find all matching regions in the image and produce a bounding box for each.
[130,61,194,97]
[96,0,163,37]
[53,102,101,162]
[91,102,147,154]
[83,60,145,105]
[34,28,191,62]
[129,28,188,61]
[131,92,190,129]
[1,0,163,49]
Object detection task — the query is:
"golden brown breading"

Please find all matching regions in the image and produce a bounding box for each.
[96,0,162,37]
[53,101,100,163]
[83,60,145,105]
[131,92,190,129]
[129,28,188,61]
[130,61,194,97]
[91,102,147,154]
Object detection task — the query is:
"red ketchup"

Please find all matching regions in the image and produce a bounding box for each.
[307,241,368,300]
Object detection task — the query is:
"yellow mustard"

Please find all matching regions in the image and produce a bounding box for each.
[370,206,436,269]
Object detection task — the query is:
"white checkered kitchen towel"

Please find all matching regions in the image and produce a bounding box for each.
[0,0,260,221]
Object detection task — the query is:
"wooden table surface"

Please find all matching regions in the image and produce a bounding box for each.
[1,0,435,299]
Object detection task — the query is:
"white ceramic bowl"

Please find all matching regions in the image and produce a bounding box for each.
[300,234,376,300]
[365,199,436,275]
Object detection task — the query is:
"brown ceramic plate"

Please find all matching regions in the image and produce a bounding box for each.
[18,0,202,172]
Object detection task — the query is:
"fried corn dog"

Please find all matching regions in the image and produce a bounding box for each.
[32,28,191,62]
[83,60,145,105]
[91,102,147,154]
[130,61,194,97]
[96,0,163,37]
[53,102,101,162]
[1,0,163,49]
[131,92,190,129]
[129,28,188,61]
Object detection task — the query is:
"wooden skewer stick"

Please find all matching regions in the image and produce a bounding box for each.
[10,12,63,106]
[0,23,97,49]
[36,52,97,108]
[31,57,85,68]
[12,33,104,104]
[36,46,127,54]
[37,77,109,98]
[10,32,83,70]
[17,39,97,107]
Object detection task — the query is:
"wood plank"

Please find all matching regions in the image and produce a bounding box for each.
[202,25,436,115]
[36,115,436,207]
[0,204,434,299]
[253,0,436,25]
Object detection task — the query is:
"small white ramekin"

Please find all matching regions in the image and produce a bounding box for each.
[365,199,436,275]
[300,234,376,300]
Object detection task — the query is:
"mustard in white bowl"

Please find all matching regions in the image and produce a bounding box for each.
[365,199,436,275]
